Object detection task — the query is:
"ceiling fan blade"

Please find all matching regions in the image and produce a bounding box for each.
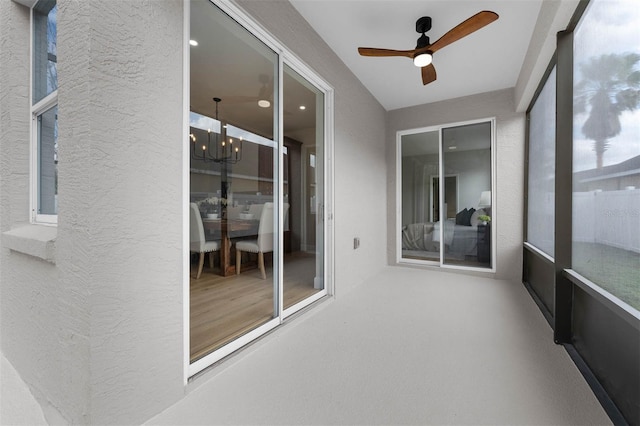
[421,63,437,85]
[429,11,498,54]
[221,95,257,103]
[358,47,415,59]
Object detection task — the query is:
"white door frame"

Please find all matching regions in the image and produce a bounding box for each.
[183,0,334,381]
[397,118,496,273]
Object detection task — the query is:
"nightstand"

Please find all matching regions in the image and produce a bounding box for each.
[477,223,491,264]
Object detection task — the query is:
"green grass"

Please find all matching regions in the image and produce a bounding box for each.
[572,242,640,311]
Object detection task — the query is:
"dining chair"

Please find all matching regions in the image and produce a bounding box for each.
[235,202,289,279]
[190,202,220,279]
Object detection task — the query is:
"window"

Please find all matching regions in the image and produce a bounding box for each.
[31,0,58,223]
[527,67,556,257]
[572,0,640,311]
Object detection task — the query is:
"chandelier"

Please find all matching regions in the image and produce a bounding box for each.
[190,97,242,164]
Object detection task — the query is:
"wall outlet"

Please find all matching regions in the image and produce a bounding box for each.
[354,237,360,249]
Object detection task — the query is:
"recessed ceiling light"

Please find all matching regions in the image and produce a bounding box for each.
[189,39,198,46]
[258,99,271,108]
[299,105,306,110]
[449,146,457,150]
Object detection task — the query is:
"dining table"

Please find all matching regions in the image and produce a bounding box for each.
[201,217,259,276]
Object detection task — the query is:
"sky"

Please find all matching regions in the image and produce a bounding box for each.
[572,0,640,172]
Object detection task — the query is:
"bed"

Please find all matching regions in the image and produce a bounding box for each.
[402,208,488,260]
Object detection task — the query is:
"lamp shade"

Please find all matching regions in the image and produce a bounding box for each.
[478,191,491,208]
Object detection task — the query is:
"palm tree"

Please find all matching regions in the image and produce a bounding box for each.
[575,53,640,168]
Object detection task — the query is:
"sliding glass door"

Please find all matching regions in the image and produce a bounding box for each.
[188,0,331,373]
[282,64,325,310]
[399,120,494,270]
[442,122,492,267]
[189,0,278,362]
[400,130,440,262]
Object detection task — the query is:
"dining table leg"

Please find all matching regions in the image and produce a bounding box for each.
[219,234,236,277]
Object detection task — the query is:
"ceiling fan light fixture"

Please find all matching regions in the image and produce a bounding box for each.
[413,52,432,67]
[258,99,271,108]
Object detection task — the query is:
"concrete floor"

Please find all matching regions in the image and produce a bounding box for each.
[148,266,612,425]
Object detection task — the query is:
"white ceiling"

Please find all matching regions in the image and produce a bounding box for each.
[290,0,543,111]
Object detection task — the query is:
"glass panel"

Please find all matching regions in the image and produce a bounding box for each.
[442,122,492,268]
[400,130,440,262]
[33,0,57,104]
[37,104,58,215]
[572,0,640,311]
[283,64,325,310]
[527,67,556,256]
[189,0,278,362]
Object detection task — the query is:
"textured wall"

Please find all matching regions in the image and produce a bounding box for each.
[0,1,30,229]
[82,1,185,423]
[1,1,91,423]
[235,0,388,294]
[387,89,525,282]
[1,0,185,424]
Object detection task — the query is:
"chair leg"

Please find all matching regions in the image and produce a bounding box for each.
[196,252,205,279]
[208,251,214,269]
[258,252,266,280]
[236,249,241,275]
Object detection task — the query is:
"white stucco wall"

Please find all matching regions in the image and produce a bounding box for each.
[1,1,92,423]
[1,0,185,424]
[387,89,526,282]
[81,1,185,424]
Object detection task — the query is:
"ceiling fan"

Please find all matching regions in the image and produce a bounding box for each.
[358,11,499,85]
[221,74,274,108]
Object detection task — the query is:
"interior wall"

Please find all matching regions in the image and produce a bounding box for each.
[235,0,388,294]
[387,88,525,281]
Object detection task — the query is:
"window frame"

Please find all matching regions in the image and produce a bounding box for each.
[30,0,58,225]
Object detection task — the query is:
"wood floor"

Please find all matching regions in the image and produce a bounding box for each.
[190,251,320,362]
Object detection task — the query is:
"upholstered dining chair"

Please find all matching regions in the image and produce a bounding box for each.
[235,202,289,279]
[190,202,220,279]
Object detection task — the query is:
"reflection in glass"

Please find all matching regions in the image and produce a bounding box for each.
[442,122,492,268]
[283,64,325,310]
[572,0,640,311]
[189,0,278,362]
[400,131,440,262]
[33,0,57,104]
[527,67,556,257]
[400,123,492,268]
[38,105,58,215]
